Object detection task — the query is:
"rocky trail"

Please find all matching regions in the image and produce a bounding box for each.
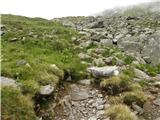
[54,80,109,120]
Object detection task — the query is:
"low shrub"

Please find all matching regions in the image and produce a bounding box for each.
[123,91,147,107]
[108,96,123,105]
[100,74,131,95]
[129,83,142,91]
[106,104,138,120]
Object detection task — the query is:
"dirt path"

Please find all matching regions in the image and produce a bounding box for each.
[54,80,109,120]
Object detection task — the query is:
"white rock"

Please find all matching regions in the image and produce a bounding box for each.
[1,77,17,87]
[88,66,119,78]
[39,85,54,96]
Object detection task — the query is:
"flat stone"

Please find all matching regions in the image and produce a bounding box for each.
[97,105,104,110]
[78,79,91,86]
[71,92,89,101]
[0,76,18,87]
[153,98,160,106]
[39,85,54,96]
[134,68,151,80]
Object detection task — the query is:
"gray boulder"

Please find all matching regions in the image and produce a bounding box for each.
[88,66,119,78]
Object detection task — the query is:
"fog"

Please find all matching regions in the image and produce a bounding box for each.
[0,0,158,19]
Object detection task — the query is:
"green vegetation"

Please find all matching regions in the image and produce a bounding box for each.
[1,14,87,91]
[123,91,147,107]
[108,96,123,105]
[106,104,138,120]
[100,74,131,95]
[123,55,135,65]
[1,14,87,119]
[129,83,142,91]
[136,64,160,77]
[1,87,37,120]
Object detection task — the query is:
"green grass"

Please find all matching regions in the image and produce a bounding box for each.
[1,14,87,87]
[1,87,37,120]
[1,14,87,119]
[106,104,138,120]
[135,64,160,77]
[123,91,147,107]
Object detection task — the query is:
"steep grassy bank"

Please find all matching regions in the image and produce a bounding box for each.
[1,14,87,119]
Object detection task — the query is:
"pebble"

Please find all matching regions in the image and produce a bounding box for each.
[97,110,105,116]
[97,105,104,110]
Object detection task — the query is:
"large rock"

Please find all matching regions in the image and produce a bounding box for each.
[88,66,119,78]
[134,68,151,80]
[1,76,18,87]
[39,85,54,96]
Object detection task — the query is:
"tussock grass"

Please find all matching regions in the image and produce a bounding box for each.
[1,87,37,120]
[100,74,131,95]
[123,91,147,107]
[106,104,138,120]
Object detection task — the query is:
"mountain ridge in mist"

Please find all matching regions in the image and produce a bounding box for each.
[96,1,160,16]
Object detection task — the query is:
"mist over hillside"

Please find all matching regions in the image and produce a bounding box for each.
[97,1,160,16]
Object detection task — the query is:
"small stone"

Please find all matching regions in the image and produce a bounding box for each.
[153,82,160,88]
[78,79,91,86]
[97,105,104,110]
[16,60,27,66]
[78,53,91,60]
[88,99,94,104]
[97,110,105,116]
[88,116,97,120]
[39,85,54,96]
[97,94,103,98]
[10,38,18,42]
[153,98,160,106]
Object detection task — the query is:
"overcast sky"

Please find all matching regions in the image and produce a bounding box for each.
[0,0,156,19]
